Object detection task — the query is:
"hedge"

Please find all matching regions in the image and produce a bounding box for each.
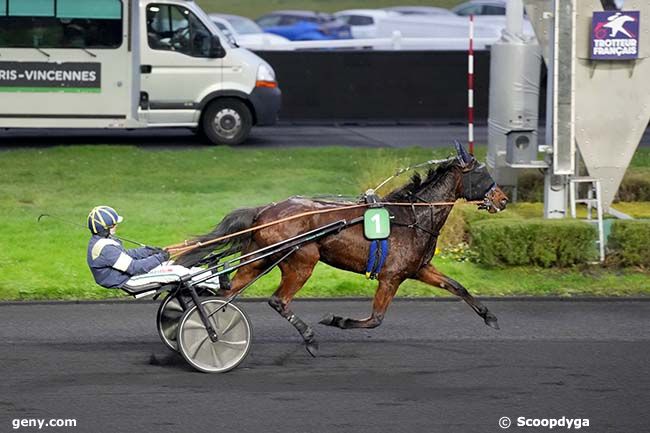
[469,219,598,267]
[607,220,650,267]
[507,171,650,202]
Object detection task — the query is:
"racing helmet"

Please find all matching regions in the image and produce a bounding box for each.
[87,206,123,236]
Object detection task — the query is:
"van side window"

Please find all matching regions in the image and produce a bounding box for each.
[0,0,122,49]
[147,5,212,58]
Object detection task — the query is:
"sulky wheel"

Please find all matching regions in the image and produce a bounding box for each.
[156,289,216,352]
[177,298,252,373]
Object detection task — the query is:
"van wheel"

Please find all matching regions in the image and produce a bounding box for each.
[201,99,252,146]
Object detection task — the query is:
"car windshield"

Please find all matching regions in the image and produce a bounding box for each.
[225,16,262,34]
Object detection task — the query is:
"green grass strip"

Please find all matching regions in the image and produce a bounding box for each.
[0,145,648,300]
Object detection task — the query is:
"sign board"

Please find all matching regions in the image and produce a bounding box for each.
[591,11,640,60]
[363,208,390,240]
[0,61,101,92]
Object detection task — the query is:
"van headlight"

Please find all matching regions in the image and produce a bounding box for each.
[255,64,277,88]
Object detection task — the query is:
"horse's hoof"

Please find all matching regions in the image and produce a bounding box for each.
[484,312,500,330]
[319,313,335,326]
[305,340,319,357]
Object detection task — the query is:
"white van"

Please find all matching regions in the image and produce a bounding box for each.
[0,0,281,145]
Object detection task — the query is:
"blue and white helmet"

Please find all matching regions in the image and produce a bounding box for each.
[87,206,123,236]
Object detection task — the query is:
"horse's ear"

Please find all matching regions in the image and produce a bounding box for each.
[454,140,472,166]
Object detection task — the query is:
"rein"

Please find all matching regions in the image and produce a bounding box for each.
[166,199,482,256]
[373,157,455,192]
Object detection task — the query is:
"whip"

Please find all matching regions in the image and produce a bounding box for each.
[37,213,149,247]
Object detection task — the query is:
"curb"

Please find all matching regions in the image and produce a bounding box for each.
[1,296,649,306]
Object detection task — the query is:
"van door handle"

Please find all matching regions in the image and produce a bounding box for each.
[141,65,152,74]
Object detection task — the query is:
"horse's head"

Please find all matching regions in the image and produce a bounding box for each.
[454,141,508,213]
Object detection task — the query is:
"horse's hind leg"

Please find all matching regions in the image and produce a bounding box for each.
[319,276,403,329]
[415,264,499,329]
[268,245,320,356]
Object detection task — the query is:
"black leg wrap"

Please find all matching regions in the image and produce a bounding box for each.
[483,310,500,330]
[319,313,384,329]
[269,297,319,356]
[476,305,488,317]
[319,313,346,328]
[288,314,314,341]
[318,313,336,326]
[268,296,284,313]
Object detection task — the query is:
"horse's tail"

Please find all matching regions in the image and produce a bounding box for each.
[174,206,262,267]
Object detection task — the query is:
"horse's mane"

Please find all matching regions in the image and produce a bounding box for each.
[383,158,458,202]
[309,195,359,205]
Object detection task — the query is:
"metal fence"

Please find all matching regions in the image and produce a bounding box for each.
[256,50,494,122]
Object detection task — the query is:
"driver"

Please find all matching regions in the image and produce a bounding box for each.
[86,206,170,289]
[86,206,222,291]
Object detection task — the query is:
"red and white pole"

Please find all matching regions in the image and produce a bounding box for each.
[467,14,475,155]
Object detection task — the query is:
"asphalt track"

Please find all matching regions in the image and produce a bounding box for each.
[2,124,650,148]
[1,299,649,433]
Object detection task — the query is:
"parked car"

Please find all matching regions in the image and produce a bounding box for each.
[377,14,503,40]
[255,10,352,40]
[382,6,456,16]
[452,1,534,35]
[334,9,399,39]
[452,1,507,16]
[209,14,290,49]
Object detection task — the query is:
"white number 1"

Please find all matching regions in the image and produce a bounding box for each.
[371,213,382,233]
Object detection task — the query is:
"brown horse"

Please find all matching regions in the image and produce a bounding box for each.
[175,143,508,355]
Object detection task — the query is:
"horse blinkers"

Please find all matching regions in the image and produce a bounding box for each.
[461,163,508,213]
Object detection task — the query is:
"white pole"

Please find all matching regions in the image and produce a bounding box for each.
[468,15,474,154]
[506,0,524,35]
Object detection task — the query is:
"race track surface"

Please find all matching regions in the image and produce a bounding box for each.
[1,299,649,433]
[2,124,650,148]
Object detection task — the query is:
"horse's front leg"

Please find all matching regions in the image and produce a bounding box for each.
[415,264,499,329]
[319,276,403,329]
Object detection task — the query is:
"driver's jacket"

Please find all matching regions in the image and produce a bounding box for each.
[87,235,165,289]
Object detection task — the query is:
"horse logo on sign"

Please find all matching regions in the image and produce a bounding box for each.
[591,11,640,60]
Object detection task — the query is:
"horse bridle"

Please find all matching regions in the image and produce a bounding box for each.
[461,163,497,201]
[393,159,497,236]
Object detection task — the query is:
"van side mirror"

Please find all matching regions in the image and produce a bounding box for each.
[209,35,226,58]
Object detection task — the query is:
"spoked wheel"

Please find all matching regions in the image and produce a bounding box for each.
[177,298,252,373]
[156,289,216,352]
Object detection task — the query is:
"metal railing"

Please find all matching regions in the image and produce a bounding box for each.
[246,31,495,51]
